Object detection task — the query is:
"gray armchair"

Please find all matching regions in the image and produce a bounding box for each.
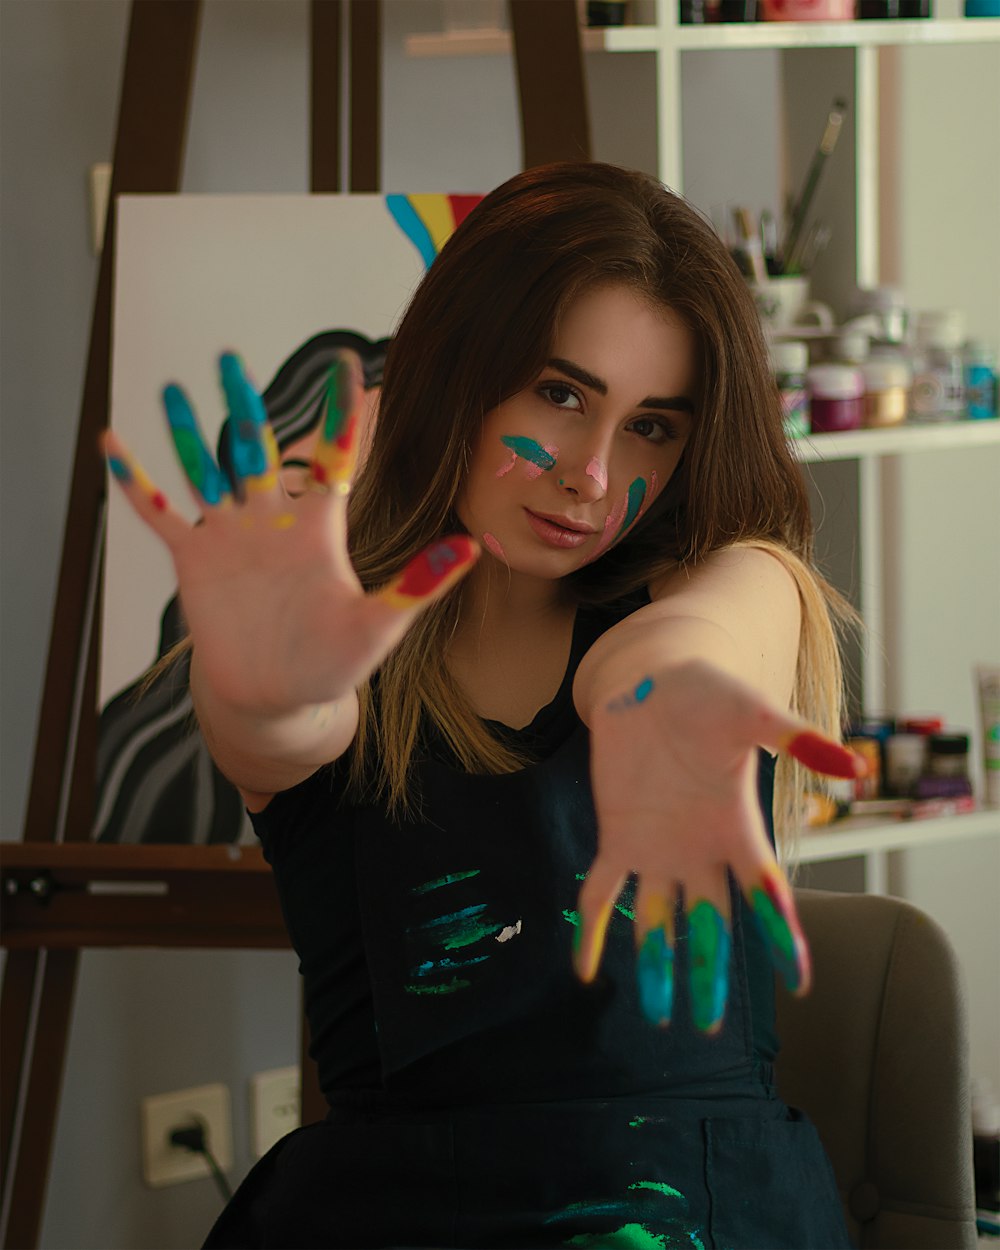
[776,888,978,1249]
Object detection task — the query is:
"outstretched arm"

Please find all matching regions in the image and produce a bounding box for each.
[572,545,859,1030]
[105,352,478,810]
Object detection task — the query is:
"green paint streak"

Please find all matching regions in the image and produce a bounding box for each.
[629,1116,647,1128]
[412,869,480,895]
[404,977,470,995]
[563,908,581,927]
[688,900,731,1033]
[629,1180,684,1201]
[616,902,636,922]
[501,434,556,471]
[442,921,501,951]
[749,885,796,987]
[566,1224,672,1249]
[688,1232,707,1250]
[321,364,349,441]
[615,476,648,540]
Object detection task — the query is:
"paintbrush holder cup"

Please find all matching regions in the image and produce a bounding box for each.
[749,276,835,336]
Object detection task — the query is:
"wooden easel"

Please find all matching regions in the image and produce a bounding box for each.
[0,3,590,1245]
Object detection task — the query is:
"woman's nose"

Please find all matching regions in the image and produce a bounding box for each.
[558,452,609,502]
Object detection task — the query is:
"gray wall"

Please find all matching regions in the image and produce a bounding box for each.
[1,2,997,1247]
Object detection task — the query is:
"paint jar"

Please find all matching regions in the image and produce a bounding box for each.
[964,341,998,421]
[884,733,928,797]
[927,732,971,779]
[966,0,1000,13]
[910,310,966,422]
[761,0,853,17]
[849,736,882,800]
[861,357,911,428]
[771,340,810,439]
[807,364,864,433]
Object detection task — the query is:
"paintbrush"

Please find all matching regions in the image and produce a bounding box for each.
[780,98,847,275]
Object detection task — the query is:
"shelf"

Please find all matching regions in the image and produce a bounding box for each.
[792,418,1000,462]
[796,806,1000,862]
[405,17,1000,57]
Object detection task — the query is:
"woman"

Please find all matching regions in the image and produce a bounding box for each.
[106,162,859,1249]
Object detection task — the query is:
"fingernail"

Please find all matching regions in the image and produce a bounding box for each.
[218,354,272,483]
[752,871,810,994]
[637,926,674,1026]
[379,536,478,609]
[573,897,614,983]
[783,730,857,779]
[688,900,730,1034]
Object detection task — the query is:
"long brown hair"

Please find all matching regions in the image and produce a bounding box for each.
[347,162,852,843]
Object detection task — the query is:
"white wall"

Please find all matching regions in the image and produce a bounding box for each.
[1,3,997,1247]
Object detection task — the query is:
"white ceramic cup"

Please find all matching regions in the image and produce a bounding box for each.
[748,275,835,334]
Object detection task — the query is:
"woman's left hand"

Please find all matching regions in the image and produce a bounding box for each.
[577,658,861,1032]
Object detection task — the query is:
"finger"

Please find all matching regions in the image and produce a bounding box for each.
[218,352,280,498]
[633,878,678,1028]
[102,429,191,547]
[743,861,812,997]
[162,383,230,509]
[685,876,732,1035]
[374,535,479,612]
[574,857,626,984]
[762,713,865,781]
[307,356,364,496]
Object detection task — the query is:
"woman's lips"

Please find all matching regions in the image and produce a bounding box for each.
[524,509,595,549]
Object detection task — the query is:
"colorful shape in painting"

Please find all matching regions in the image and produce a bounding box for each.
[385,193,482,268]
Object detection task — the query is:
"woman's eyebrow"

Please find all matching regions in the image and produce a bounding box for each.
[547,356,695,414]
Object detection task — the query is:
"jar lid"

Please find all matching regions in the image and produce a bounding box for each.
[807,364,864,399]
[861,357,912,388]
[835,331,870,365]
[915,309,965,350]
[770,340,809,372]
[928,732,969,753]
[900,716,944,734]
[964,339,997,366]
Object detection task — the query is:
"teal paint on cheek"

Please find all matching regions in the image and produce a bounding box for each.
[500,434,557,471]
[615,476,648,540]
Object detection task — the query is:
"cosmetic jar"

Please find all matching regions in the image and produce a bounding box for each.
[849,737,882,800]
[927,732,971,779]
[884,733,928,797]
[861,357,911,428]
[807,364,864,433]
[770,340,810,439]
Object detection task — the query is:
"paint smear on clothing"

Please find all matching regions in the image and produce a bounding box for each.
[564,1223,672,1249]
[496,920,522,943]
[412,869,481,896]
[404,977,470,996]
[414,903,503,951]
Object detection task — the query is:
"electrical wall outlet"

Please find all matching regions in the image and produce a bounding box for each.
[250,1065,300,1158]
[141,1083,233,1188]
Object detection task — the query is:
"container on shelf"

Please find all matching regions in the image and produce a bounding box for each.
[760,0,853,16]
[964,341,998,421]
[966,0,1000,14]
[927,732,972,779]
[858,0,930,15]
[910,310,967,423]
[807,364,864,432]
[861,356,911,428]
[884,732,928,797]
[771,340,810,439]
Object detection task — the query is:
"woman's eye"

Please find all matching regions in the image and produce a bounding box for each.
[538,382,582,410]
[627,416,674,444]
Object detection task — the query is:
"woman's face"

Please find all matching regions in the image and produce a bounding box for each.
[457,283,697,579]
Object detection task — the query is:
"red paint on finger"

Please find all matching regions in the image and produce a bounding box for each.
[783,730,861,778]
[379,536,478,608]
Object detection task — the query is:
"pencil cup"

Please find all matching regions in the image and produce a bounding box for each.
[748,276,835,336]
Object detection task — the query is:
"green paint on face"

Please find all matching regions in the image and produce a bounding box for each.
[412,869,480,895]
[688,900,731,1033]
[501,434,557,471]
[615,476,648,540]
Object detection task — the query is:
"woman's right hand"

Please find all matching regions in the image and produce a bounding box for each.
[103,352,478,718]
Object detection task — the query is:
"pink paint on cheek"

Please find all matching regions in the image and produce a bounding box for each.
[524,443,558,480]
[588,495,628,562]
[585,457,608,492]
[482,532,507,560]
[496,449,517,478]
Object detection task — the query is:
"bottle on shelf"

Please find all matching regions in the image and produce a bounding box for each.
[964,340,998,421]
[770,340,810,439]
[910,310,967,423]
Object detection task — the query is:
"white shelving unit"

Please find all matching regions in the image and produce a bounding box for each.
[407,3,1000,890]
